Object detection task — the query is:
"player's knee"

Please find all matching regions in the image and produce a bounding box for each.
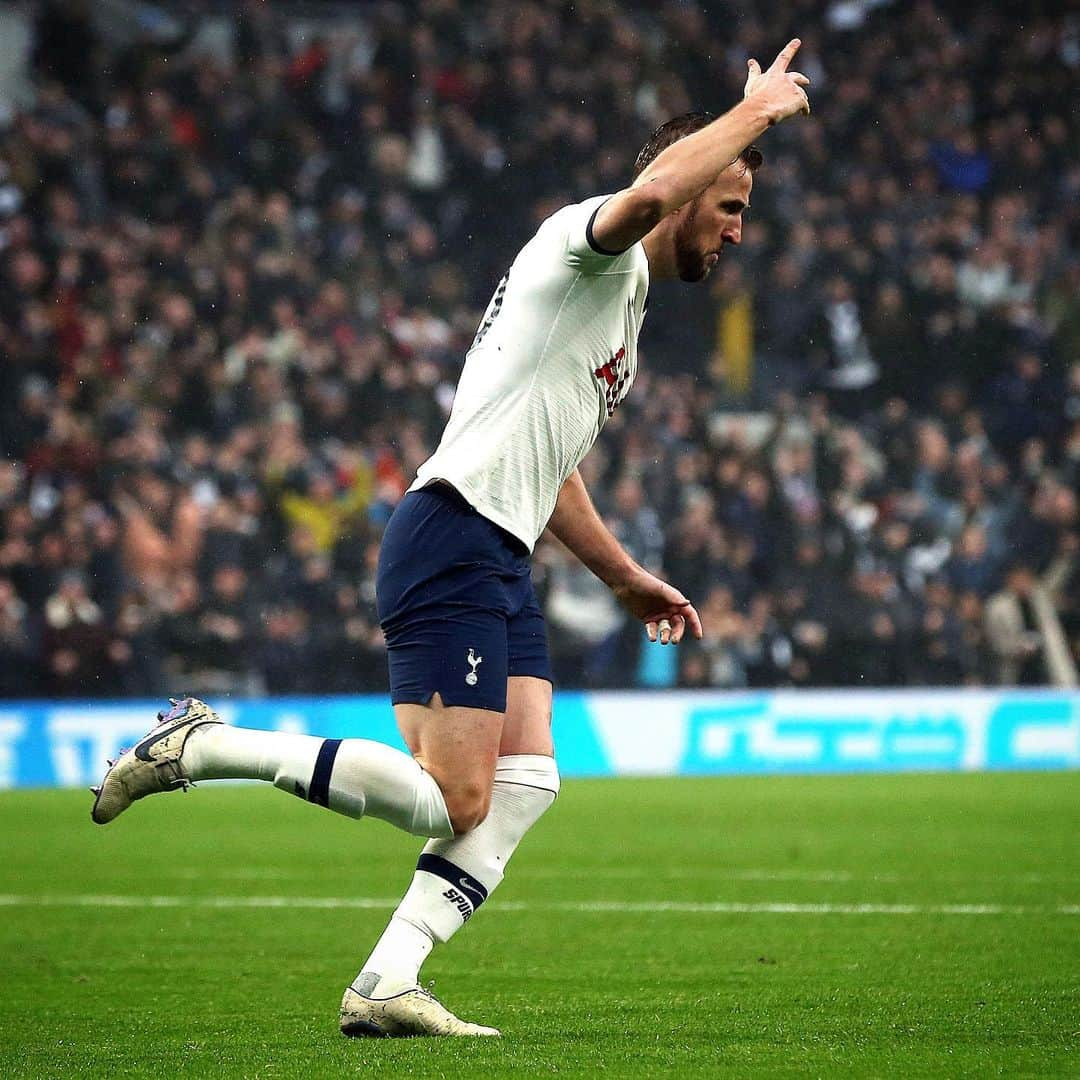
[443,781,492,835]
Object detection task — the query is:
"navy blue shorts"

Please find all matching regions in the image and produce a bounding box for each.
[377,484,552,713]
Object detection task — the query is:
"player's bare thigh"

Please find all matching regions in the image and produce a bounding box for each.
[501,676,553,757]
[394,676,553,834]
[395,694,503,834]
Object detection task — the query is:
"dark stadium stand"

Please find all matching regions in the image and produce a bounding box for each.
[0,0,1076,697]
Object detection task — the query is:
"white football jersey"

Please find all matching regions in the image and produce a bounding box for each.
[411,194,650,550]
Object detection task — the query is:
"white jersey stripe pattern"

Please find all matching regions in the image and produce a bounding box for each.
[411,195,649,550]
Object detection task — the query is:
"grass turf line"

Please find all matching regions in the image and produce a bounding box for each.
[1,772,1077,1078]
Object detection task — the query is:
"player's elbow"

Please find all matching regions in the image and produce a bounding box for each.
[625,185,668,232]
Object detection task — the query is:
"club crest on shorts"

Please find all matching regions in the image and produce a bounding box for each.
[465,648,483,686]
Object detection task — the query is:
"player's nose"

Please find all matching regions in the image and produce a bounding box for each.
[723,222,742,246]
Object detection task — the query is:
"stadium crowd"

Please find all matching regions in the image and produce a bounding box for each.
[0,0,1077,698]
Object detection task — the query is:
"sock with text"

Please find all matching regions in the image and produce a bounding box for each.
[353,754,560,997]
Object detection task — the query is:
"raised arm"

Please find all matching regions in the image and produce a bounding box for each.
[547,469,702,645]
[590,38,811,254]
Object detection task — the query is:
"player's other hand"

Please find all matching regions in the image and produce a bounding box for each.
[612,568,703,646]
[743,38,811,125]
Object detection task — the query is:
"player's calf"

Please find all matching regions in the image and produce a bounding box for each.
[353,754,559,999]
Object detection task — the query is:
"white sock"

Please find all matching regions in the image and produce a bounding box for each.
[353,754,559,996]
[182,726,453,838]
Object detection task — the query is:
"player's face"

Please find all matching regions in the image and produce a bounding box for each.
[673,165,753,283]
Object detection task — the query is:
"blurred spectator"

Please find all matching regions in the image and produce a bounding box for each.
[910,576,974,686]
[41,570,111,697]
[117,469,204,592]
[808,276,879,417]
[679,585,750,689]
[543,550,626,688]
[985,559,1078,688]
[831,563,912,687]
[945,524,999,598]
[110,590,164,697]
[0,575,39,696]
[190,564,257,695]
[257,602,318,696]
[604,475,664,573]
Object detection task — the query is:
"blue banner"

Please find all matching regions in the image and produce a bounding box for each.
[0,689,1077,789]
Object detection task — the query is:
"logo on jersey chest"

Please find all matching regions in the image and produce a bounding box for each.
[594,345,630,418]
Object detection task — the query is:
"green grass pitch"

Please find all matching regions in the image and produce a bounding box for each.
[2,772,1078,1078]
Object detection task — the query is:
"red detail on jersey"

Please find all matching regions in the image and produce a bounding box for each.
[593,347,627,417]
[594,360,617,386]
[594,346,625,387]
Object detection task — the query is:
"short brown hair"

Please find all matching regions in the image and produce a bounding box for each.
[632,111,763,180]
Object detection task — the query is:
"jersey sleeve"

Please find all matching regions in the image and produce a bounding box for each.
[558,194,634,272]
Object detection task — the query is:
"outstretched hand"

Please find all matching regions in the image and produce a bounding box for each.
[612,568,703,646]
[744,38,811,124]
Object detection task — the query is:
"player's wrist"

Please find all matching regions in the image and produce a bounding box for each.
[734,92,778,131]
[604,559,646,592]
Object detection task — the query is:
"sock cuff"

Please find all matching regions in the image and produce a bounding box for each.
[308,738,342,807]
[409,765,455,839]
[416,852,490,907]
[495,754,560,796]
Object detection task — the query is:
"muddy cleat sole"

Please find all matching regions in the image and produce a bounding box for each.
[90,697,222,825]
[339,985,500,1038]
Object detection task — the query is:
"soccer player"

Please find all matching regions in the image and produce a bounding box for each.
[91,40,811,1037]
